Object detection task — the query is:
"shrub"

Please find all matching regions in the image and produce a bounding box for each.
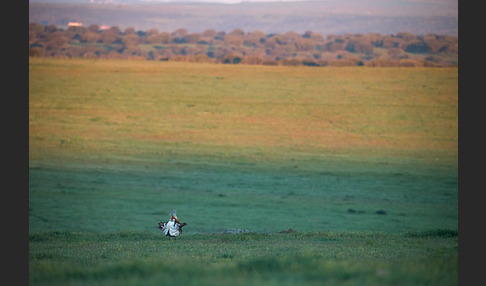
[169,55,189,62]
[398,59,421,67]
[190,54,214,63]
[345,39,374,54]
[366,58,399,67]
[329,58,361,67]
[315,59,329,66]
[404,41,430,53]
[262,59,279,65]
[27,23,458,66]
[242,55,263,65]
[405,229,458,238]
[281,58,302,66]
[302,59,319,67]
[221,52,243,64]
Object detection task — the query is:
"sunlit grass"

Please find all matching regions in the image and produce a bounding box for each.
[29,58,457,161]
[29,231,458,286]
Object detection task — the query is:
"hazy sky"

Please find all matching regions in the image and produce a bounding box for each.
[30,0,458,34]
[124,0,316,2]
[140,0,454,3]
[148,0,309,2]
[135,0,458,6]
[30,0,458,5]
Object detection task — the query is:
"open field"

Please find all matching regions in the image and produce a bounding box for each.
[29,58,458,285]
[29,230,457,286]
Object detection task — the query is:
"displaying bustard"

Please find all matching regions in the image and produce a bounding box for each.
[158,210,187,240]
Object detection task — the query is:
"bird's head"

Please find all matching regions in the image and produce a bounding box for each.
[170,209,177,218]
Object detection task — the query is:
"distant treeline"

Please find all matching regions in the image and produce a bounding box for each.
[29,23,458,67]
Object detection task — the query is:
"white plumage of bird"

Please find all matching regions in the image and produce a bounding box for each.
[158,210,187,240]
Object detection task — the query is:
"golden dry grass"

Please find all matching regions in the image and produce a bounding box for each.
[29,58,457,163]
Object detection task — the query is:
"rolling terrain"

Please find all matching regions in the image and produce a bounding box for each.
[29,58,458,285]
[29,0,458,35]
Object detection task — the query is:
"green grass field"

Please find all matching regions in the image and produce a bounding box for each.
[29,58,458,285]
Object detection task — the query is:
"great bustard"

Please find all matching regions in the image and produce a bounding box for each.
[158,210,187,240]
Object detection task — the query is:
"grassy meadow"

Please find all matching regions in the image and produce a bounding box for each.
[29,58,458,285]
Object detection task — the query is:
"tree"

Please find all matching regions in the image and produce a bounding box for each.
[147,32,171,44]
[302,59,319,67]
[172,28,188,42]
[366,55,399,67]
[242,55,263,65]
[295,38,315,52]
[146,28,159,37]
[206,46,226,59]
[440,37,458,54]
[124,27,136,35]
[183,33,201,44]
[381,35,401,49]
[122,34,140,49]
[214,31,226,41]
[88,24,99,33]
[224,35,244,46]
[386,48,407,60]
[324,40,346,52]
[345,39,374,54]
[66,26,88,41]
[221,52,243,64]
[228,28,245,37]
[396,32,416,42]
[79,45,100,59]
[315,59,329,66]
[398,59,421,67]
[224,29,245,46]
[29,22,45,34]
[423,34,449,53]
[303,31,324,42]
[29,47,45,57]
[281,58,302,66]
[46,24,58,33]
[202,29,216,38]
[264,36,278,49]
[244,30,266,47]
[170,55,189,62]
[190,54,214,63]
[99,27,122,44]
[403,41,429,53]
[362,33,383,47]
[45,31,68,52]
[155,48,174,61]
[282,31,301,45]
[262,59,278,65]
[27,23,457,66]
[81,32,100,43]
[328,58,360,67]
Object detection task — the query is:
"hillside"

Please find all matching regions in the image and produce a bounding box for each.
[29,1,458,36]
